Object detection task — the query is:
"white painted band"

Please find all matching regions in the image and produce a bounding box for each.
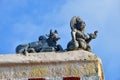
[11,76,100,80]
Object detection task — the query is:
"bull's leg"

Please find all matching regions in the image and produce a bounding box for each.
[56,44,63,51]
[23,49,28,56]
[28,48,36,53]
[23,45,29,56]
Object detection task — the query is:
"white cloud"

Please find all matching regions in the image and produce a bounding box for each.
[1,0,119,53]
[40,0,120,49]
[41,1,120,80]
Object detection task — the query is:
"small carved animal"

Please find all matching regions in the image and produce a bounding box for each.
[16,30,63,55]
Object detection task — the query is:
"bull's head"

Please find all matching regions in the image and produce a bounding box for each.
[47,29,60,41]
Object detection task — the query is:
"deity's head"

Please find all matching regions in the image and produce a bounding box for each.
[75,17,86,32]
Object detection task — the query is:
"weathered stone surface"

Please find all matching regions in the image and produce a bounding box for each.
[0,50,104,80]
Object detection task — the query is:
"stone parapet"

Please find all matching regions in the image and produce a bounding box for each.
[0,50,104,80]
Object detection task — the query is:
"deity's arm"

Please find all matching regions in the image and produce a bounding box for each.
[85,34,90,43]
[85,31,98,43]
[84,34,89,39]
[77,31,86,39]
[71,29,77,42]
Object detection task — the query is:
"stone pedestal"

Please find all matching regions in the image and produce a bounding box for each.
[0,50,104,80]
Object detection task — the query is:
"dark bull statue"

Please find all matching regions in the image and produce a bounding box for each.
[16,30,63,55]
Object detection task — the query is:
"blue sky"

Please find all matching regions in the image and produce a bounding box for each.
[0,0,120,80]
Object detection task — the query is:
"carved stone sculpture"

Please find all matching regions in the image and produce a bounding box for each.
[16,30,63,55]
[67,16,98,52]
[16,16,98,54]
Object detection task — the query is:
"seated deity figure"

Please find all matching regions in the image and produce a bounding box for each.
[67,16,98,52]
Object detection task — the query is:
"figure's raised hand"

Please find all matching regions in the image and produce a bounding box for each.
[93,30,98,38]
[87,30,98,39]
